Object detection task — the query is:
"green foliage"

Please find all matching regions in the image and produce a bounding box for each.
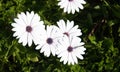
[0,0,120,72]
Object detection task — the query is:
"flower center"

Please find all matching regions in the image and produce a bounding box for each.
[46,38,53,45]
[63,32,69,37]
[26,26,32,32]
[68,0,73,2]
[67,46,73,52]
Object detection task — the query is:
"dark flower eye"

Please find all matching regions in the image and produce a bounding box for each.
[68,0,73,2]
[67,46,73,52]
[26,26,32,32]
[63,32,69,37]
[46,38,53,44]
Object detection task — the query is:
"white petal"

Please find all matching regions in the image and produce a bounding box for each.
[68,53,74,65]
[74,5,79,12]
[32,26,46,44]
[71,52,78,64]
[26,11,34,25]
[67,2,71,14]
[46,26,53,37]
[71,3,76,14]
[70,37,81,46]
[27,33,33,46]
[18,32,27,46]
[59,0,67,8]
[69,25,82,37]
[40,44,47,53]
[20,12,28,25]
[77,0,86,4]
[22,33,28,46]
[41,44,51,57]
[31,14,42,27]
[64,6,67,13]
[63,51,69,64]
[57,20,66,32]
[14,18,26,27]
[59,51,68,64]
[66,20,74,31]
[79,46,86,52]
[35,45,42,50]
[78,3,84,9]
[60,36,69,47]
[50,45,56,56]
[79,42,85,46]
[76,52,84,60]
[11,23,17,28]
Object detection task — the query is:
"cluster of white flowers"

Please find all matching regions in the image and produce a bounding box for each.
[11,0,86,65]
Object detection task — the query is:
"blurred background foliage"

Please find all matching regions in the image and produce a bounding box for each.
[0,0,120,72]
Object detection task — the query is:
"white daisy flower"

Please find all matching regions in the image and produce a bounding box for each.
[35,25,62,57]
[58,0,86,14]
[12,11,45,46]
[57,19,82,38]
[56,36,86,65]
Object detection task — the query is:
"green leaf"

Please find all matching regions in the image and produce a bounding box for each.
[102,38,114,51]
[30,56,39,62]
[88,35,97,44]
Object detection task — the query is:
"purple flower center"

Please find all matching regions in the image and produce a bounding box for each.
[63,32,69,37]
[26,26,32,32]
[67,46,73,52]
[68,0,73,2]
[46,38,53,45]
